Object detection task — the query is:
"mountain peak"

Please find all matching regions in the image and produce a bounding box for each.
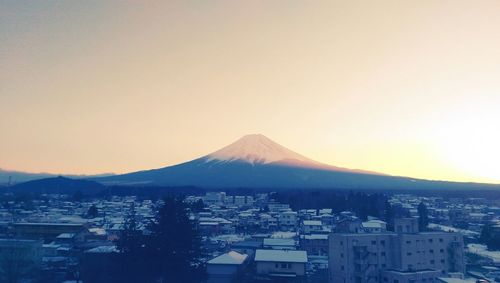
[205,134,316,165]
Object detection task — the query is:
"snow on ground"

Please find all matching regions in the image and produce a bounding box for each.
[429,223,479,238]
[210,234,246,244]
[271,231,297,239]
[467,244,500,263]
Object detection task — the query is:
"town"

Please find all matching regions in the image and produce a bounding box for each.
[0,189,499,283]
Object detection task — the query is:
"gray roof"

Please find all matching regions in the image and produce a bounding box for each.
[255,249,307,263]
[208,251,248,265]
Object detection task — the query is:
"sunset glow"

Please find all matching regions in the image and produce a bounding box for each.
[1,1,500,183]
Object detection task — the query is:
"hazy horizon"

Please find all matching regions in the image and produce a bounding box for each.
[2,1,500,183]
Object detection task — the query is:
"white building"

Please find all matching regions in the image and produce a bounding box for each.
[206,251,248,283]
[362,220,387,233]
[255,249,308,278]
[302,220,323,234]
[279,211,298,228]
[329,218,465,283]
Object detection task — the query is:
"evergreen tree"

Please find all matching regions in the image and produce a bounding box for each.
[146,197,206,283]
[86,205,99,218]
[190,199,205,213]
[479,224,500,251]
[114,203,149,283]
[417,202,429,231]
[384,201,395,231]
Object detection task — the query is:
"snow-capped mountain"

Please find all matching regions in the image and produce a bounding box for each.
[204,134,377,174]
[205,134,315,165]
[94,134,500,190]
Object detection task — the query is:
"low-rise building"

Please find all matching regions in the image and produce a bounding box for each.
[255,249,308,280]
[206,251,248,283]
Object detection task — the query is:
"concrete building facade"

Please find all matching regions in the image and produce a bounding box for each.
[329,222,464,283]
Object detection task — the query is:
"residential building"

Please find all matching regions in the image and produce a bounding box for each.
[329,219,465,283]
[255,249,308,280]
[206,251,248,283]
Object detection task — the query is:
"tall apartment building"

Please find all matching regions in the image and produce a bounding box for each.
[329,218,464,283]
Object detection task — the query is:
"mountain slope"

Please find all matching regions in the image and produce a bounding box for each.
[0,169,54,185]
[95,134,500,190]
[0,168,114,185]
[9,176,105,194]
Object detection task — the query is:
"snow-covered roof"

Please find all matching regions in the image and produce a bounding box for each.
[303,220,322,226]
[56,233,76,239]
[263,238,296,247]
[88,227,107,236]
[255,249,307,263]
[208,251,248,265]
[271,231,296,239]
[302,234,328,240]
[362,221,385,229]
[319,209,332,214]
[85,246,118,254]
[437,278,476,283]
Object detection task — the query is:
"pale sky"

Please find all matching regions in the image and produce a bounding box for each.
[1,1,500,183]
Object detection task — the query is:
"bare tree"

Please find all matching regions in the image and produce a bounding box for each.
[0,240,40,283]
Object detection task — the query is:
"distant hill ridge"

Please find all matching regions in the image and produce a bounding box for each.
[9,176,104,194]
[93,134,500,190]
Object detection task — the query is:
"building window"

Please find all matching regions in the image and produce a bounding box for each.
[406,240,411,244]
[381,252,386,256]
[340,241,343,246]
[439,238,443,242]
[428,239,433,243]
[440,249,444,253]
[382,264,386,268]
[281,263,291,268]
[429,249,434,253]
[372,240,376,245]
[441,259,445,263]
[407,252,412,256]
[341,253,344,258]
[381,240,386,246]
[341,265,345,271]
[430,260,435,264]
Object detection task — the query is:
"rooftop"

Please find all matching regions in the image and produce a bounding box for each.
[255,249,307,263]
[208,251,248,265]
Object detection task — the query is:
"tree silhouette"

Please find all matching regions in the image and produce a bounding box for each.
[384,201,395,231]
[480,224,500,251]
[114,203,150,282]
[146,197,206,283]
[0,241,40,283]
[417,202,429,231]
[86,205,99,218]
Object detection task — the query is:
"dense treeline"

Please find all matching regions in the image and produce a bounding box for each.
[272,190,389,220]
[479,224,500,251]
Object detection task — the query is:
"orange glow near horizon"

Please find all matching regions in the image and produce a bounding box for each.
[1,1,500,183]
